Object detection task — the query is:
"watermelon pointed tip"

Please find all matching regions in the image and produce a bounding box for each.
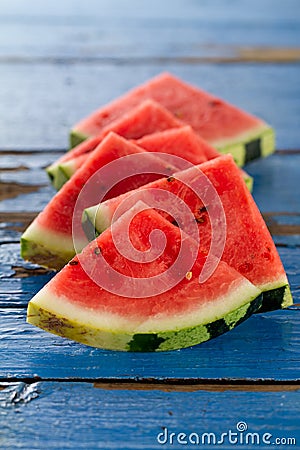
[70,129,88,148]
[46,164,69,190]
[81,208,100,242]
[82,204,112,238]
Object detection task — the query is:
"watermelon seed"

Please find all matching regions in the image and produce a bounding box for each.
[69,260,78,266]
[185,271,193,281]
[94,247,102,255]
[199,206,207,213]
[174,111,183,118]
[167,176,175,182]
[195,217,205,223]
[209,99,222,107]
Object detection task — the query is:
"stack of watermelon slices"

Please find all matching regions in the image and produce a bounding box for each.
[46,72,274,190]
[70,72,275,165]
[22,73,292,352]
[47,101,253,191]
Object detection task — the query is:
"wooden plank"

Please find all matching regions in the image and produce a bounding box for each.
[0,64,299,150]
[0,308,299,381]
[1,0,299,58]
[0,150,64,169]
[247,154,300,213]
[0,381,299,449]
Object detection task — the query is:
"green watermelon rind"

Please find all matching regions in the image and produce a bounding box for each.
[82,204,112,237]
[48,157,254,192]
[27,289,263,352]
[70,130,88,148]
[70,125,275,166]
[20,223,81,271]
[46,160,77,191]
[216,126,275,166]
[261,284,293,312]
[244,173,253,192]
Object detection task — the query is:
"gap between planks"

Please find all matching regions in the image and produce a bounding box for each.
[0,182,46,202]
[93,381,300,392]
[1,46,300,65]
[0,380,299,393]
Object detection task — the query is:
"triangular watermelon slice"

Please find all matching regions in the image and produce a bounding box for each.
[47,99,183,190]
[70,72,274,165]
[27,203,263,351]
[21,132,182,270]
[84,154,292,312]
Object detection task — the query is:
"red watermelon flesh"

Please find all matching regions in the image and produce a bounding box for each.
[84,154,291,307]
[71,72,269,150]
[21,133,181,270]
[134,126,212,165]
[132,126,259,189]
[57,124,210,187]
[47,99,183,184]
[27,203,262,351]
[49,123,252,193]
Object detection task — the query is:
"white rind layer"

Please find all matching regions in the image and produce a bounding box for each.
[28,277,260,334]
[21,220,88,269]
[211,123,271,148]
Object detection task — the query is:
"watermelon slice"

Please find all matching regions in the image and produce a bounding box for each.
[47,99,183,190]
[21,133,182,270]
[83,155,292,312]
[70,72,275,165]
[27,203,263,351]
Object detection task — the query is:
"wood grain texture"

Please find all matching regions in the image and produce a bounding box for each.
[0,243,299,304]
[247,154,300,213]
[1,0,299,56]
[93,381,300,392]
[0,382,299,449]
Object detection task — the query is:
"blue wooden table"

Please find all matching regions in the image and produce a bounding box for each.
[0,1,300,448]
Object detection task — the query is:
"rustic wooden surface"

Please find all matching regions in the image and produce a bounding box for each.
[0,0,300,448]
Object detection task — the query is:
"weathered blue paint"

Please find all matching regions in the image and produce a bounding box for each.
[0,382,299,449]
[1,64,300,150]
[0,1,299,447]
[247,154,300,213]
[0,308,299,380]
